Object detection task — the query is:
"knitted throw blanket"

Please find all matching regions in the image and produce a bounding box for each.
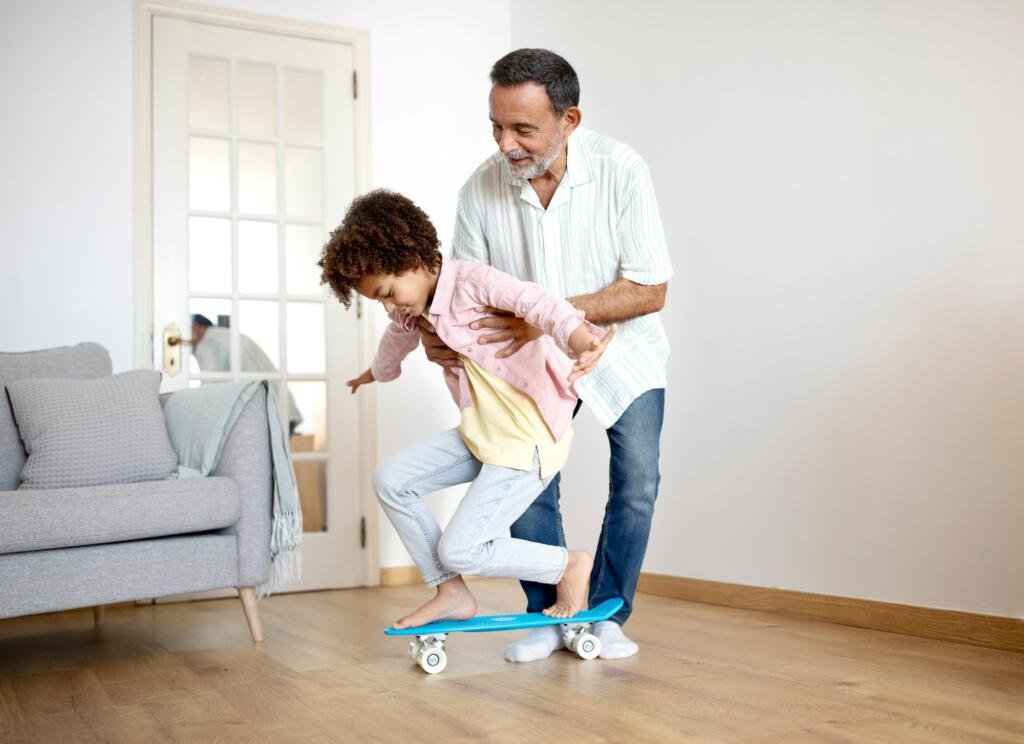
[163,380,303,598]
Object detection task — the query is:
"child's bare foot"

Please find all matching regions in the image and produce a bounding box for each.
[543,550,592,619]
[392,576,477,629]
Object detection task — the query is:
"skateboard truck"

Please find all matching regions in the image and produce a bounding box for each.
[560,622,601,660]
[409,633,448,674]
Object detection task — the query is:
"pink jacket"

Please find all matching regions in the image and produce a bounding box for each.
[370,257,605,441]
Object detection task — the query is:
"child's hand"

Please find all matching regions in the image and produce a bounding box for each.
[567,324,617,383]
[346,368,375,394]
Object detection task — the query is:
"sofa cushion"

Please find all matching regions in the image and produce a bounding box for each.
[8,369,178,489]
[0,343,112,491]
[0,477,240,555]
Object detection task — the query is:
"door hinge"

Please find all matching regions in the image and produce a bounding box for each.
[356,295,363,319]
[360,516,366,548]
[352,70,358,99]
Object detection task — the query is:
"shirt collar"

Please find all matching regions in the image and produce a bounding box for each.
[426,254,457,317]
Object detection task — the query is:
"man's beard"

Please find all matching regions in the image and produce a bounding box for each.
[505,132,564,180]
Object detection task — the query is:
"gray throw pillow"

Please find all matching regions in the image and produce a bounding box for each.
[7,370,179,489]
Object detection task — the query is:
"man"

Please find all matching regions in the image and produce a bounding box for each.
[418,49,671,661]
[191,314,303,434]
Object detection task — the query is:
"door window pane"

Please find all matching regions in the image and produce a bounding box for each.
[238,299,280,371]
[286,224,325,295]
[188,56,229,131]
[189,298,232,374]
[287,381,326,451]
[188,137,230,212]
[285,147,322,218]
[237,62,276,137]
[238,142,278,215]
[283,68,322,142]
[291,457,326,532]
[238,220,278,294]
[287,302,325,373]
[188,217,231,293]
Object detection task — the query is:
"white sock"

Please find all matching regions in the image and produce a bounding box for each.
[594,621,639,660]
[503,625,562,663]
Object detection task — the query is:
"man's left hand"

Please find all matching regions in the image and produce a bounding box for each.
[470,306,543,358]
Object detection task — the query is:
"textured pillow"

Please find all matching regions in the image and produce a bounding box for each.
[7,370,178,489]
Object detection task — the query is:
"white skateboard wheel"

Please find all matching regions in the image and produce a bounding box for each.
[573,633,601,660]
[418,647,447,674]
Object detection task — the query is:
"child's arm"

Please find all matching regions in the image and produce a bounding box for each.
[566,323,617,383]
[347,310,421,394]
[463,264,616,375]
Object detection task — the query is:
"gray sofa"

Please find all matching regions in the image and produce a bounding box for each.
[0,343,272,641]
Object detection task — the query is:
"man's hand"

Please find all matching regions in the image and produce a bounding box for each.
[417,317,463,370]
[470,306,543,359]
[567,324,617,383]
[346,368,375,394]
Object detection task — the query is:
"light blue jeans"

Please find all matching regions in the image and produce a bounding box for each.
[372,428,569,587]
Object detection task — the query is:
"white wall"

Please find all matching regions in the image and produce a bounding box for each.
[0,0,511,568]
[0,1,134,363]
[512,0,1024,617]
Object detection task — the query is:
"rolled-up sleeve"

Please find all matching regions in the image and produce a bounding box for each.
[617,163,673,286]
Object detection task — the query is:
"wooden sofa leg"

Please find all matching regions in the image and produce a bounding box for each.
[92,605,105,628]
[239,587,264,643]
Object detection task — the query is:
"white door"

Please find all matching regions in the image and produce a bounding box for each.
[151,16,364,591]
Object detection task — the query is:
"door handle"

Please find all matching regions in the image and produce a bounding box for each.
[162,322,193,376]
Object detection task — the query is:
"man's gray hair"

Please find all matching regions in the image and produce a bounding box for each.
[490,48,580,116]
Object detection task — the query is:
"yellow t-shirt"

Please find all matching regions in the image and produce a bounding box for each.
[458,357,573,479]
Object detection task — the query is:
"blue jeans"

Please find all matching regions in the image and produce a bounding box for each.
[510,388,665,626]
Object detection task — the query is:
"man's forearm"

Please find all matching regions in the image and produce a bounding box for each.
[568,278,666,325]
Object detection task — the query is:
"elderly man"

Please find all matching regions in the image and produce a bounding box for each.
[419,48,671,661]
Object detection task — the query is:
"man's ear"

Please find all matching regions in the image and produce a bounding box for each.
[561,106,582,136]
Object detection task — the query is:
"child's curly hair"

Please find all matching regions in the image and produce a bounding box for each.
[318,189,442,308]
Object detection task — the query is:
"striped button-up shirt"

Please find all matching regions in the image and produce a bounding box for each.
[452,127,673,428]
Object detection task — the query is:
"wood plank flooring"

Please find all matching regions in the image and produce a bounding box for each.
[1,580,1021,743]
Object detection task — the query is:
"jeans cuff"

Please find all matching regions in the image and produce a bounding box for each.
[551,547,570,584]
[426,570,459,588]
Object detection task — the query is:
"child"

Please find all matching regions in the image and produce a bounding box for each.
[319,190,615,629]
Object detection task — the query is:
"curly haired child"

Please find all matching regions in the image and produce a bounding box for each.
[319,189,615,629]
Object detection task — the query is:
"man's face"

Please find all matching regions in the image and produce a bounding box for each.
[489,82,573,180]
[356,268,435,318]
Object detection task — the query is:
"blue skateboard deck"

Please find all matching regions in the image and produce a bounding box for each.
[384,597,623,636]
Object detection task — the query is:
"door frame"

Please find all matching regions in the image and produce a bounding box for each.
[132,0,380,588]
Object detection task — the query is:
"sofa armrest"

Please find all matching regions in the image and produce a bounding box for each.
[211,385,273,589]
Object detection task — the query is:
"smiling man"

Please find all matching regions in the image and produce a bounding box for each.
[417,48,673,662]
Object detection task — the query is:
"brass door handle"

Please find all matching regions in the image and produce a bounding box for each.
[162,322,193,375]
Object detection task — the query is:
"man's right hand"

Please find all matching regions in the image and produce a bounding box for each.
[417,317,463,370]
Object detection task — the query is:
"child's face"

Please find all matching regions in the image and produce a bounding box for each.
[356,268,436,317]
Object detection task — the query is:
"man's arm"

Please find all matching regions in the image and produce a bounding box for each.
[470,276,665,357]
[567,278,667,325]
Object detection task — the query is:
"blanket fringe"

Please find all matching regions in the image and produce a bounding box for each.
[257,508,304,599]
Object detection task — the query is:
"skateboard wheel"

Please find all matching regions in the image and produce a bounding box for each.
[409,640,420,661]
[573,633,601,660]
[417,647,447,674]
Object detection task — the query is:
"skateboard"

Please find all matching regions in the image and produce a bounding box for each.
[384,597,624,674]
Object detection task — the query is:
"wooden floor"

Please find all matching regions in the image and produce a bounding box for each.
[1,580,1022,743]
